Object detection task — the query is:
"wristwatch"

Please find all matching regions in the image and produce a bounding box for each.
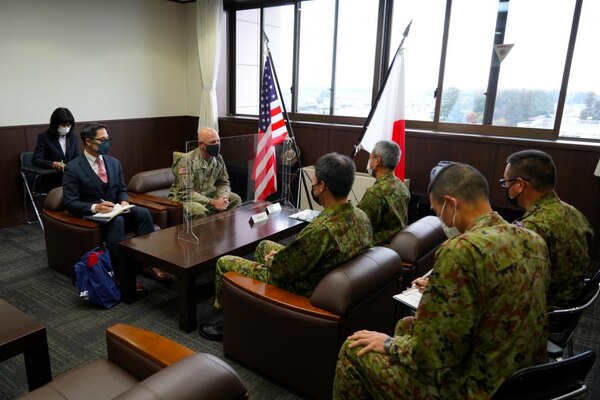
[383,336,394,354]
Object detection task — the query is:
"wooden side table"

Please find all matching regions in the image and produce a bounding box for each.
[0,299,52,391]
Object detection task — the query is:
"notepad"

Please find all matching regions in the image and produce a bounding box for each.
[393,287,422,310]
[92,204,135,219]
[289,209,320,222]
[393,269,433,310]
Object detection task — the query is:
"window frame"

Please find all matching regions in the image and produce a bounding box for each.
[227,0,598,143]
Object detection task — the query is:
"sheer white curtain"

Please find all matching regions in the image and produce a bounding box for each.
[196,0,223,130]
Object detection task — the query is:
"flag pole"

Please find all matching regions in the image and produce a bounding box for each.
[263,30,310,208]
[350,20,412,158]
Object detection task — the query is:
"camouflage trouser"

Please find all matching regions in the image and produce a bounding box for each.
[214,240,285,309]
[182,192,242,218]
[332,317,436,400]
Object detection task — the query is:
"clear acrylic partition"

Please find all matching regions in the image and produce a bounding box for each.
[177,140,200,244]
[219,134,290,206]
[176,134,291,244]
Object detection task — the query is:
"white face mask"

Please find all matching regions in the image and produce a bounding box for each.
[57,126,70,136]
[439,200,460,239]
[366,159,373,176]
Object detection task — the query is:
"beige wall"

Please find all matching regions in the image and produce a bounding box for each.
[0,0,194,126]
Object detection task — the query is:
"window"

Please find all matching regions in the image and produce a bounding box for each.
[333,0,378,116]
[561,0,600,139]
[235,9,261,115]
[264,6,295,113]
[230,0,600,141]
[442,1,498,124]
[391,0,445,122]
[494,0,574,128]
[297,0,335,115]
[296,0,379,116]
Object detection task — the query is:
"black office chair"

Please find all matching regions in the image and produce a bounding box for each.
[19,151,59,232]
[548,269,600,357]
[492,351,596,400]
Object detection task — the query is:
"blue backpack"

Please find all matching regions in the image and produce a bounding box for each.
[73,247,121,309]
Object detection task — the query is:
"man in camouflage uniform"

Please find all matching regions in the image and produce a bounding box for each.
[333,163,550,400]
[199,153,373,341]
[358,140,410,245]
[169,127,241,218]
[503,149,593,310]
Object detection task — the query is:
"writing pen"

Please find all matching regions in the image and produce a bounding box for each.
[411,269,433,290]
[100,199,114,208]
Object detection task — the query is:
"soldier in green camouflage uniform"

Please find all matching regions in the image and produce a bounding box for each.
[214,201,372,309]
[334,163,550,400]
[169,127,241,218]
[358,140,410,245]
[504,150,593,310]
[199,153,372,341]
[213,154,373,309]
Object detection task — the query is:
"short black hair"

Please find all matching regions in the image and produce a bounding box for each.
[80,122,107,145]
[428,163,489,203]
[507,150,556,191]
[49,107,75,136]
[314,153,355,199]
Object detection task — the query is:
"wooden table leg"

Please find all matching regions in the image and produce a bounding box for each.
[119,251,137,303]
[23,330,52,391]
[179,274,197,332]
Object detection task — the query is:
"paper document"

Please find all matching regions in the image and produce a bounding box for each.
[289,209,320,222]
[92,204,135,219]
[393,287,422,310]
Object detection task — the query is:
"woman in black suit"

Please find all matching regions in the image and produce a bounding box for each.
[32,107,79,189]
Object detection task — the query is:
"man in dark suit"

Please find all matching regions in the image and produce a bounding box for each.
[32,107,79,190]
[63,122,170,292]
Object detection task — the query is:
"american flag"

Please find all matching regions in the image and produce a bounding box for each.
[252,55,288,200]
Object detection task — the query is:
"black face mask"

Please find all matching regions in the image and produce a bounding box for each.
[204,143,220,157]
[311,183,322,205]
[506,189,521,207]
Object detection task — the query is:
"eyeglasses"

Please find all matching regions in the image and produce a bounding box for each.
[499,178,518,188]
[92,137,112,144]
[499,177,529,188]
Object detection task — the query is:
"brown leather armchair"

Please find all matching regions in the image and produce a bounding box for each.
[388,215,446,288]
[41,187,166,277]
[222,246,403,400]
[19,323,248,400]
[127,168,183,227]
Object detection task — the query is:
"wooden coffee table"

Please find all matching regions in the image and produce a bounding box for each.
[0,299,52,391]
[119,201,307,332]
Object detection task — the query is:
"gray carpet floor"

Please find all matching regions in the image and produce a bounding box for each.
[1,224,599,399]
[0,224,304,400]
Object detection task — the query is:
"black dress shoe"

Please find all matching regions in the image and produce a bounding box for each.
[199,321,223,341]
[142,266,172,283]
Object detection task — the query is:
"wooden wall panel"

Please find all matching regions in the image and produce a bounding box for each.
[156,117,197,168]
[0,126,28,225]
[405,135,499,194]
[0,116,192,229]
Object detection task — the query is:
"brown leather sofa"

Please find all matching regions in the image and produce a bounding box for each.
[127,168,183,227]
[19,323,248,400]
[222,246,403,400]
[388,215,446,288]
[41,187,166,277]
